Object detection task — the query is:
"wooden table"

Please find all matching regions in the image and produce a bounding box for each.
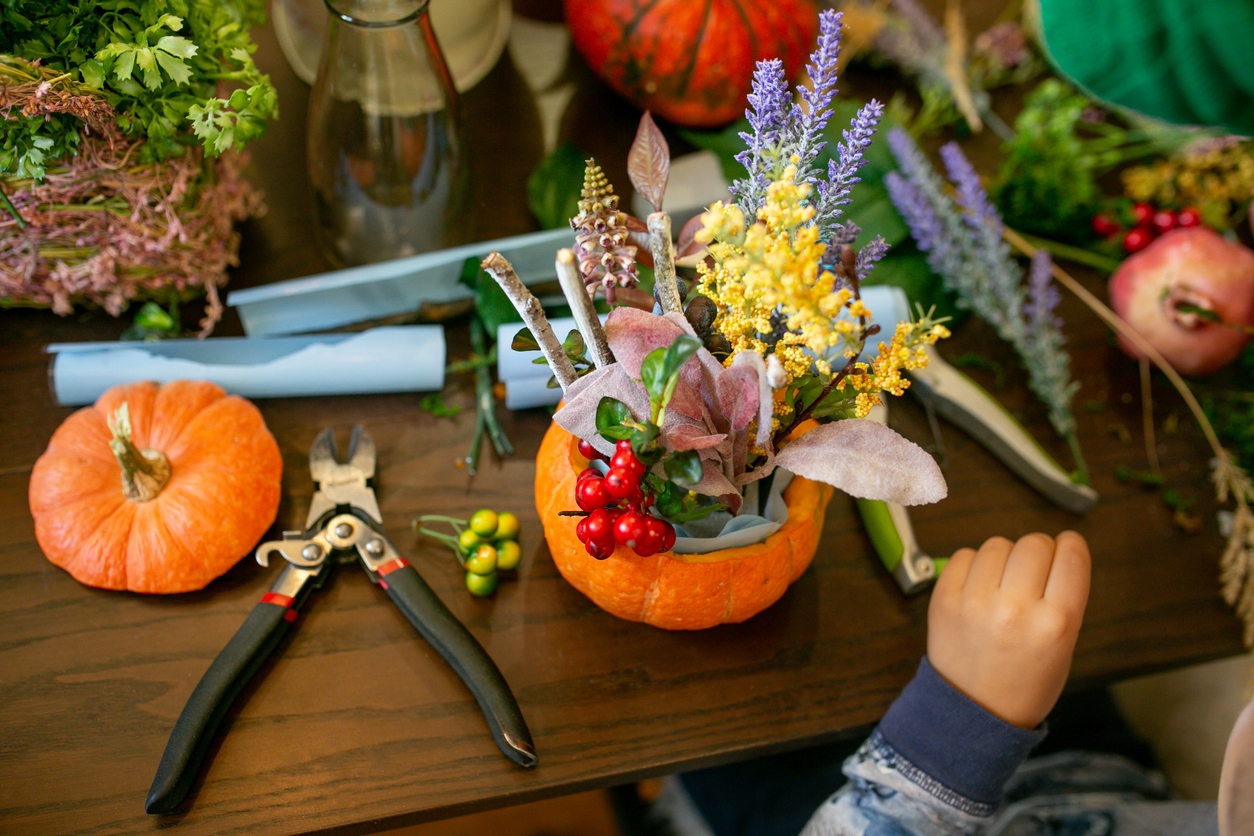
[0,5,1245,835]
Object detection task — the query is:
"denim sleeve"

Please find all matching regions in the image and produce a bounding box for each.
[799,657,1046,836]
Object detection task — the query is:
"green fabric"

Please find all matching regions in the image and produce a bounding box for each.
[1038,0,1254,136]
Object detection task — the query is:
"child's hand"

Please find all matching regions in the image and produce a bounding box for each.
[927,532,1091,729]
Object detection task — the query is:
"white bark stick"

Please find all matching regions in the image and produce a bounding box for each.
[555,248,613,369]
[481,252,577,391]
[648,211,684,315]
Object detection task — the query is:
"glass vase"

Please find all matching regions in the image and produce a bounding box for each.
[307,0,470,267]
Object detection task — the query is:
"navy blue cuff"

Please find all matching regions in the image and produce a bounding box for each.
[877,656,1047,807]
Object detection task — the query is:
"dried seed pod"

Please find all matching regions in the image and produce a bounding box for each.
[703,332,731,360]
[683,294,717,336]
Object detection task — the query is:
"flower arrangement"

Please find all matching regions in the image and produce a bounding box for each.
[0,0,278,334]
[485,10,949,561]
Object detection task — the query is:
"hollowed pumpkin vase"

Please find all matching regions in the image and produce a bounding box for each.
[535,422,834,630]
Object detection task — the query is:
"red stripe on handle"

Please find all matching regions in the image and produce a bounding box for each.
[375,558,410,577]
[261,592,295,608]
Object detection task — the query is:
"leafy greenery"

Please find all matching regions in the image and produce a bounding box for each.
[990,79,1190,241]
[119,301,180,340]
[0,0,278,179]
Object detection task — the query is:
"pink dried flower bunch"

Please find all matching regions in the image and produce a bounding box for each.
[1,59,262,335]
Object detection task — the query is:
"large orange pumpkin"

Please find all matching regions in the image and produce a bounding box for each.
[535,421,833,629]
[564,0,819,128]
[29,380,283,593]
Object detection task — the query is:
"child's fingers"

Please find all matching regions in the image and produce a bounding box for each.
[936,545,976,595]
[998,533,1056,598]
[1043,531,1092,615]
[964,536,1015,594]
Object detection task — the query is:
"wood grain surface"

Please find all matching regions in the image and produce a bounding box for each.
[0,3,1245,835]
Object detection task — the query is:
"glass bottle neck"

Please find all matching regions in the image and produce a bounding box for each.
[324,0,431,27]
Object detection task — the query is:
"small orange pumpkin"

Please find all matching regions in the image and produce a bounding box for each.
[535,421,833,630]
[29,380,283,593]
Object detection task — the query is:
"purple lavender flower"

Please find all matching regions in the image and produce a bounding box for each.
[788,10,845,173]
[938,141,1001,232]
[817,100,884,214]
[883,172,942,255]
[731,59,790,209]
[855,235,889,283]
[1024,249,1062,331]
[885,126,1083,463]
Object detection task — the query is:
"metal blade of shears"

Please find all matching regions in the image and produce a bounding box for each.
[307,426,382,525]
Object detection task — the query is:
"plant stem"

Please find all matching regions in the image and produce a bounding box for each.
[471,317,513,461]
[482,252,577,391]
[647,211,685,315]
[555,248,612,368]
[1013,231,1123,274]
[1004,227,1231,462]
[107,403,171,502]
[0,188,25,229]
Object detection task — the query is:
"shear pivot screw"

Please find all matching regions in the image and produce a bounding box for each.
[365,538,385,556]
[302,544,323,562]
[334,522,354,539]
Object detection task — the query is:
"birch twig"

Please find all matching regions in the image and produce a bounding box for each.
[481,252,577,391]
[648,211,684,315]
[555,249,613,369]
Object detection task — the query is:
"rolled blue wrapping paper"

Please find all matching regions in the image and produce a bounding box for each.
[47,326,445,405]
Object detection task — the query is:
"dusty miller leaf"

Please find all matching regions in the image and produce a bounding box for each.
[774,419,947,505]
[627,111,670,213]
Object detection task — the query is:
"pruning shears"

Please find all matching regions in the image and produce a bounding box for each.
[145,426,536,815]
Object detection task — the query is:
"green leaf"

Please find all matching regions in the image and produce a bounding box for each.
[113,49,136,82]
[561,329,586,356]
[133,47,161,90]
[640,347,667,401]
[155,35,196,59]
[527,142,587,229]
[595,397,635,441]
[511,328,540,352]
[420,393,461,417]
[628,422,660,456]
[80,59,105,89]
[153,49,192,86]
[662,450,703,487]
[658,333,701,380]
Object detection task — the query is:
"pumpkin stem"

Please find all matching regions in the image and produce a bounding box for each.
[107,403,171,502]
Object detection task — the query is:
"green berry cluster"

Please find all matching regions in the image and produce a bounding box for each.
[416,509,522,597]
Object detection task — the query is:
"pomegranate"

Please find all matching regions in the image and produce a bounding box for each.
[1109,227,1254,376]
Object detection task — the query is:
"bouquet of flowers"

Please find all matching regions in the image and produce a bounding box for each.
[488,10,949,568]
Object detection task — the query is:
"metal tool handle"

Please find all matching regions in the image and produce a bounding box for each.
[146,565,319,814]
[379,562,537,767]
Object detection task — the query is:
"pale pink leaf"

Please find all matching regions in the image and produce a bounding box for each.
[627,111,670,213]
[774,420,948,505]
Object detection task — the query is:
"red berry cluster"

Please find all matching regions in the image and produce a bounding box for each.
[1092,203,1202,254]
[573,439,677,559]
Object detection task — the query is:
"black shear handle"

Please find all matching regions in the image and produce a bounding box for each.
[381,564,537,767]
[145,599,295,814]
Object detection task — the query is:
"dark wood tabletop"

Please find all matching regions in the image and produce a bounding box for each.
[0,3,1245,835]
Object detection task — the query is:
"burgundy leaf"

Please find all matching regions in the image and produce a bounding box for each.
[624,214,649,232]
[676,212,709,259]
[627,111,670,213]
